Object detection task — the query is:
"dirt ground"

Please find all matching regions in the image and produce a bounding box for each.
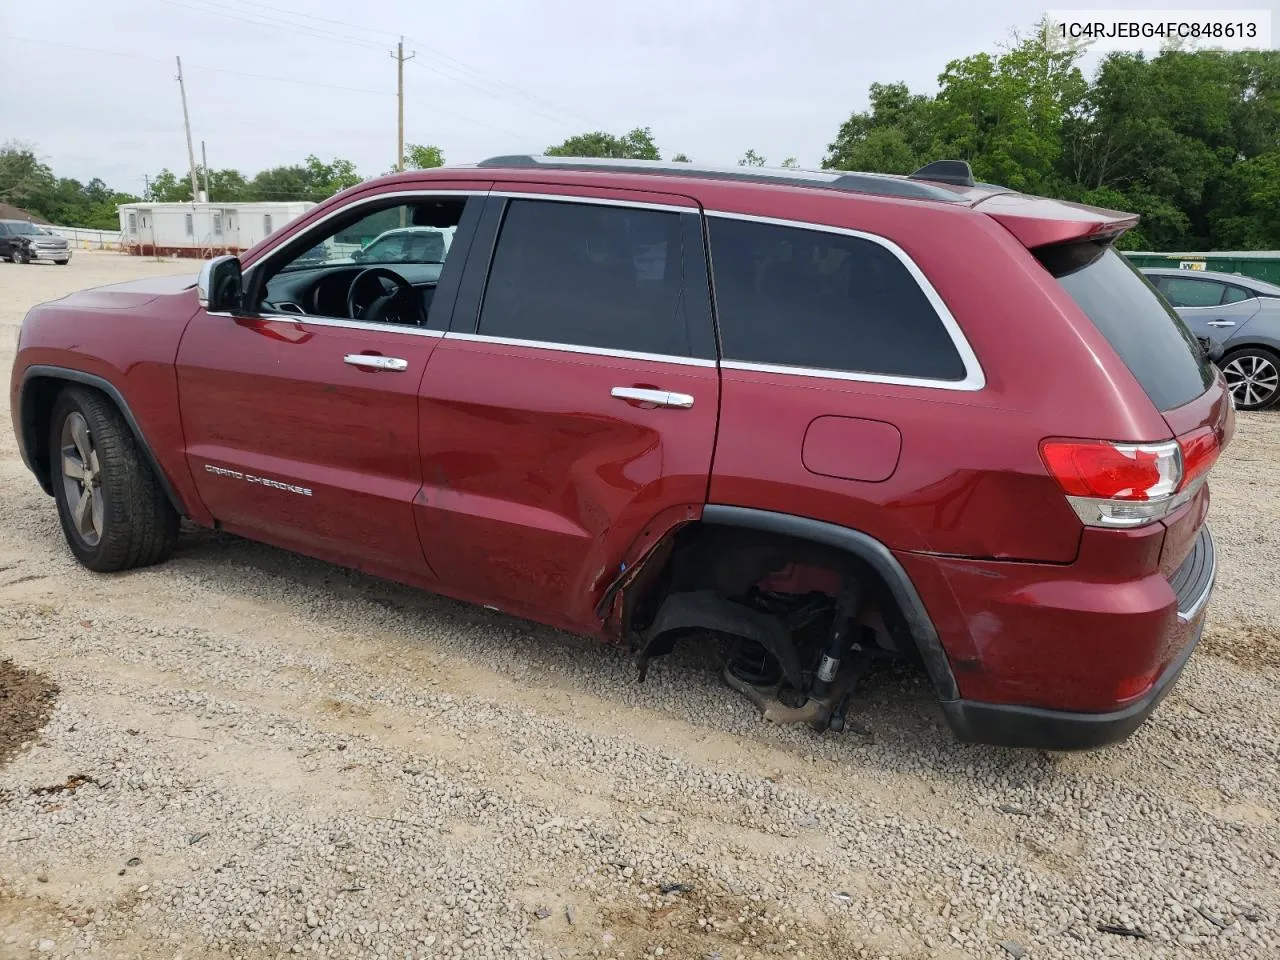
[1,251,1278,960]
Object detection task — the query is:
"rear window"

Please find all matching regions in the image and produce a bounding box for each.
[1040,244,1213,411]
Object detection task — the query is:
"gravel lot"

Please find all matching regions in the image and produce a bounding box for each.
[1,251,1278,960]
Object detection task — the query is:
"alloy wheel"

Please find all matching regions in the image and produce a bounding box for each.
[1222,353,1280,410]
[60,411,104,546]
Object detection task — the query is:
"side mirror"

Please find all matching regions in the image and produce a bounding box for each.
[1196,335,1225,364]
[351,248,366,262]
[197,255,244,313]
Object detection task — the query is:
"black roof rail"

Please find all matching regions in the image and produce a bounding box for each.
[908,160,976,188]
[474,154,970,203]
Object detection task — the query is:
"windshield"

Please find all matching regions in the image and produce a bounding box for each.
[1042,243,1214,411]
[8,222,42,235]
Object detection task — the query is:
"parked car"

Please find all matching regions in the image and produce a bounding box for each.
[352,226,453,264]
[1142,266,1280,411]
[10,156,1233,750]
[0,219,71,264]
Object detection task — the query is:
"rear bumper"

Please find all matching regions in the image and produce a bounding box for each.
[904,523,1216,749]
[940,615,1204,750]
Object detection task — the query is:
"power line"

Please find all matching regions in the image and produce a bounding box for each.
[9,37,395,96]
[210,0,602,128]
[154,0,387,53]
[404,57,589,132]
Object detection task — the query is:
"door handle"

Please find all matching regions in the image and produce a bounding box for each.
[610,386,695,409]
[344,354,408,371]
[1206,320,1236,327]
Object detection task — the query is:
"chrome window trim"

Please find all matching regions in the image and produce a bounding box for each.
[263,313,445,338]
[445,332,716,367]
[703,210,986,392]
[490,191,697,214]
[203,309,445,339]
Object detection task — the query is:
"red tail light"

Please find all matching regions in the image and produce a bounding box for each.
[1178,427,1220,488]
[1040,432,1217,529]
[1039,440,1180,501]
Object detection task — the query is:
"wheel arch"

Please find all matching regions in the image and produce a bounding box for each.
[20,366,188,517]
[619,504,959,702]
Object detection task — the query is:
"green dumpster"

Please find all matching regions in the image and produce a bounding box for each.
[1123,251,1280,285]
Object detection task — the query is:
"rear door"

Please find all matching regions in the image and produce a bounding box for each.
[415,187,719,630]
[1154,274,1261,346]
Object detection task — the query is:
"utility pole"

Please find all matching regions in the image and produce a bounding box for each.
[176,56,200,203]
[201,140,211,201]
[391,37,415,171]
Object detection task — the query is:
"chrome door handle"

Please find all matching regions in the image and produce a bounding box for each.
[344,354,408,371]
[610,386,695,409]
[1206,320,1236,327]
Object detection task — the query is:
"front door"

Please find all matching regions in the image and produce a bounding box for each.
[175,187,487,578]
[416,189,720,631]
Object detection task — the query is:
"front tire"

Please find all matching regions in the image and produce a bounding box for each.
[14,247,29,264]
[49,387,179,572]
[1220,346,1280,411]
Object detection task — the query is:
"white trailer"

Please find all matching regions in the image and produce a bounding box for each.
[118,201,314,258]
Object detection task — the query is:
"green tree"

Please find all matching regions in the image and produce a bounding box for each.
[145,169,194,202]
[671,152,691,162]
[930,22,1089,193]
[781,157,798,168]
[0,142,57,216]
[739,149,767,167]
[404,144,444,169]
[545,127,660,160]
[823,82,939,172]
[247,156,361,202]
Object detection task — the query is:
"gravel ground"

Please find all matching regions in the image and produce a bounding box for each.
[1,251,1277,960]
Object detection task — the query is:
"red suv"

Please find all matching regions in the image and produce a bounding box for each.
[10,157,1232,749]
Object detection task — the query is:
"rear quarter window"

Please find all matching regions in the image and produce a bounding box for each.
[1042,244,1213,411]
[708,217,969,383]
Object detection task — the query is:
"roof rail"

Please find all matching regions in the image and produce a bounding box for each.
[474,155,969,203]
[909,160,976,188]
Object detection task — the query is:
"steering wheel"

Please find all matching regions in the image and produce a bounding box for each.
[346,267,423,325]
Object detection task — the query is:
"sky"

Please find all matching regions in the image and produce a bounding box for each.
[2,0,1277,195]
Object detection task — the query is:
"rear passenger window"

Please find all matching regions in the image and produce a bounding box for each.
[1160,277,1225,308]
[708,217,966,381]
[479,199,692,356]
[1222,284,1252,305]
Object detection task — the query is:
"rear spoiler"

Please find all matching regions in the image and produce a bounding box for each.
[974,193,1140,250]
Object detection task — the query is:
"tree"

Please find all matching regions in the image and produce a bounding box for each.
[671,153,691,162]
[246,155,361,202]
[404,143,444,169]
[0,142,57,216]
[781,157,798,168]
[823,82,939,173]
[739,149,767,167]
[145,169,190,203]
[929,21,1089,194]
[545,127,661,160]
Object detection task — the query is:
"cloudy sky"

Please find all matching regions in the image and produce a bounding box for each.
[2,0,1275,193]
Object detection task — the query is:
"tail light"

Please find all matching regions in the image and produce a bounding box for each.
[1040,430,1219,528]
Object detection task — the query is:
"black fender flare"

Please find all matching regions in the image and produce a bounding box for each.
[700,504,959,702]
[20,365,187,517]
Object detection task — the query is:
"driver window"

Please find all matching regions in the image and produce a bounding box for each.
[258,197,466,326]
